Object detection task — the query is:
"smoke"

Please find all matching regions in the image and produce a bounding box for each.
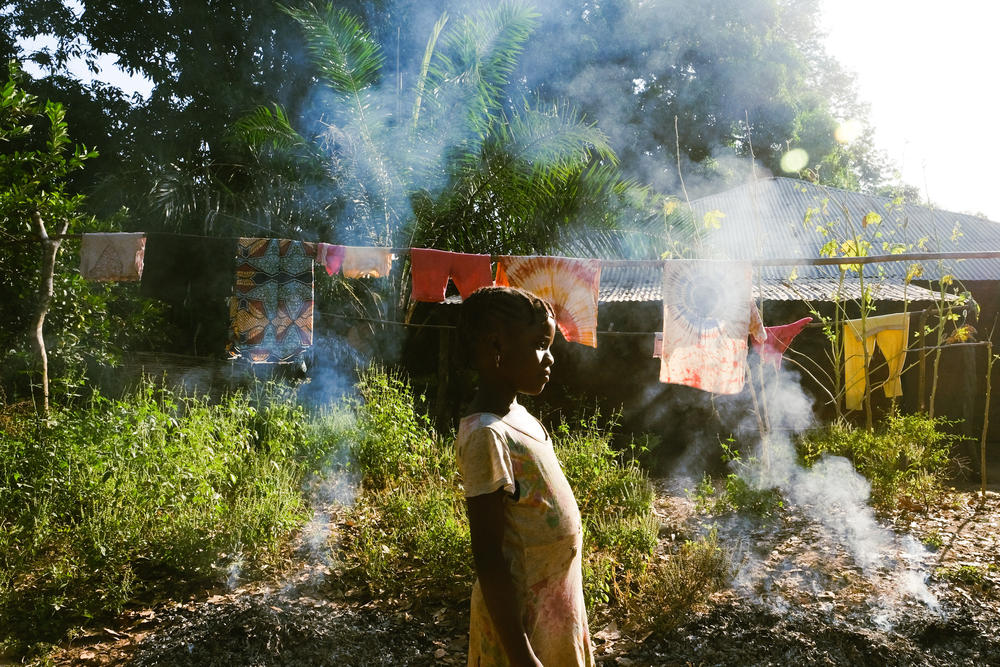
[703,358,940,621]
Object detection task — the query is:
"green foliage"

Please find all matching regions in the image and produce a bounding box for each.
[797,412,963,511]
[0,65,166,400]
[935,563,995,592]
[689,439,784,518]
[0,380,336,651]
[553,414,658,611]
[337,366,472,598]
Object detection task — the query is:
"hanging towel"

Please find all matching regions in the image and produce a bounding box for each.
[410,248,494,302]
[659,260,764,394]
[80,232,146,282]
[843,312,910,411]
[494,256,601,347]
[340,246,394,278]
[316,243,346,276]
[228,238,315,363]
[753,317,813,369]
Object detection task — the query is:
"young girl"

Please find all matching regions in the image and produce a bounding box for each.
[456,286,593,666]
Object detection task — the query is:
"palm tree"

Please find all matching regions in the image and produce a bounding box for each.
[231,1,652,256]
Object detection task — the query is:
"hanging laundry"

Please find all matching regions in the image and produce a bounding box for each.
[341,246,394,278]
[228,238,315,363]
[659,260,765,394]
[843,312,910,411]
[80,232,146,282]
[495,256,601,347]
[753,316,813,369]
[410,248,494,302]
[316,243,346,276]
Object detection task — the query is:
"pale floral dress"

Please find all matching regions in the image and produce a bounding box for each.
[456,405,594,666]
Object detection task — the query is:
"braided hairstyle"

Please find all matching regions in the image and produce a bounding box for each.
[457,286,555,368]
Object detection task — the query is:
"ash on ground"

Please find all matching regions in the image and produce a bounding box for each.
[45,485,1000,666]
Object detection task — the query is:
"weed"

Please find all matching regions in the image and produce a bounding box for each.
[688,439,784,518]
[797,412,963,511]
[935,564,995,591]
[624,528,730,633]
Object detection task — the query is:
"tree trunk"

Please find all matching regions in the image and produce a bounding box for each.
[30,211,68,415]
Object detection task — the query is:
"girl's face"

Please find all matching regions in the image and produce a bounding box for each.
[499,314,556,396]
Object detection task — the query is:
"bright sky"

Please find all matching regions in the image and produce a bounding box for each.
[820,0,1000,221]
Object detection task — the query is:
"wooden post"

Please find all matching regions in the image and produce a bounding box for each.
[982,340,993,497]
[30,211,69,416]
[435,327,451,429]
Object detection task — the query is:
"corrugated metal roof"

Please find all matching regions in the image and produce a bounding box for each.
[597,264,956,303]
[687,177,1000,282]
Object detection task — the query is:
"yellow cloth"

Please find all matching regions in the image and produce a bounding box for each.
[456,406,593,666]
[843,312,910,411]
[340,246,394,278]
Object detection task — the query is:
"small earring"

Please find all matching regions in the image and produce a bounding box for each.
[495,354,501,368]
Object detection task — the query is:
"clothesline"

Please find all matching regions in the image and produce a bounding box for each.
[16,231,1000,268]
[322,310,658,336]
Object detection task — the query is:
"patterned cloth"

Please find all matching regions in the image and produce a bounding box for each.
[753,317,813,369]
[843,312,910,411]
[457,406,593,667]
[494,256,602,347]
[341,246,394,278]
[80,232,146,282]
[228,238,315,363]
[409,248,494,302]
[659,260,765,394]
[316,243,346,276]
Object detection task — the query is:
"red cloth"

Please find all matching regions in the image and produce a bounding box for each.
[410,248,493,301]
[753,317,812,368]
[316,243,345,276]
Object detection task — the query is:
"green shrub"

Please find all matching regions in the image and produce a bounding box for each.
[553,414,658,613]
[797,412,963,510]
[689,439,784,518]
[0,379,345,652]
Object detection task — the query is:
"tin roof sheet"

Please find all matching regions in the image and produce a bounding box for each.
[687,177,1000,282]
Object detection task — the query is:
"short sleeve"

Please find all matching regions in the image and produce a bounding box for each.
[457,426,516,498]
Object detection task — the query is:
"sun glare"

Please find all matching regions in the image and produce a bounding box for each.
[781,148,809,173]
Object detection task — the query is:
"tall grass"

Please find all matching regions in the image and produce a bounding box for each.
[0,381,336,652]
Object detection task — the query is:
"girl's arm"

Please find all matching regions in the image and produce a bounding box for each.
[467,489,542,667]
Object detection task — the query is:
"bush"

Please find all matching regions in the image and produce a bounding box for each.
[796,412,963,511]
[624,529,730,633]
[0,379,342,652]
[554,414,658,613]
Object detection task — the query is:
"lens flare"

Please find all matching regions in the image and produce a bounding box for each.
[835,119,862,144]
[780,148,809,173]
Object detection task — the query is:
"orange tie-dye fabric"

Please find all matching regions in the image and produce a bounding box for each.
[659,259,764,394]
[494,256,601,347]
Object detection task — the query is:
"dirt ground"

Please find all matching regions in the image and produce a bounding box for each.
[28,480,1000,666]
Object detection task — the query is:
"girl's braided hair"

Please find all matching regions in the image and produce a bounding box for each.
[457,286,555,366]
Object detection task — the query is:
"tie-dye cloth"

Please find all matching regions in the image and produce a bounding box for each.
[659,259,764,394]
[80,232,146,282]
[457,406,594,667]
[495,256,601,347]
[228,238,315,363]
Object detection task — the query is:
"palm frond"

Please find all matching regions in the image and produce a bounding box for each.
[411,11,449,132]
[280,2,384,97]
[230,104,307,152]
